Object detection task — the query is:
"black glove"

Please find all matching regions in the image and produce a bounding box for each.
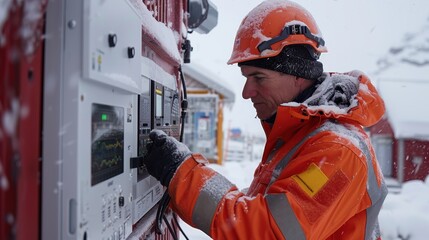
[143,129,191,187]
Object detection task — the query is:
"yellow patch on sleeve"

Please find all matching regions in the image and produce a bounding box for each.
[291,163,329,197]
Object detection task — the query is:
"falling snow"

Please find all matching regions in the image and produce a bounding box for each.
[0,161,9,191]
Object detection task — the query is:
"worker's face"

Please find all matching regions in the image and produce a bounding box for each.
[241,65,302,120]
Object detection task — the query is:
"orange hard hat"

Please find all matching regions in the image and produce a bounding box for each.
[228,0,327,65]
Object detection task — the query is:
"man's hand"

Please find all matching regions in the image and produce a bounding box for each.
[143,129,191,187]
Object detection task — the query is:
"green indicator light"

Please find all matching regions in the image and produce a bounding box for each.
[101,113,108,121]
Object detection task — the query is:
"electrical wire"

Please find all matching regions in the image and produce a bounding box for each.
[173,214,190,240]
[179,66,188,143]
[155,193,171,234]
[163,215,178,240]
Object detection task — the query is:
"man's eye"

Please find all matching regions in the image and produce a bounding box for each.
[255,76,265,82]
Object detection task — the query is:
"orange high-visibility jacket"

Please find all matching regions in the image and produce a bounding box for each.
[168,71,387,240]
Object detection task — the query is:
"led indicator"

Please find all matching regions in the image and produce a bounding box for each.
[101,113,108,121]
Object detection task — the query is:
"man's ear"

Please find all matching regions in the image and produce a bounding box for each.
[296,76,313,91]
[294,76,302,87]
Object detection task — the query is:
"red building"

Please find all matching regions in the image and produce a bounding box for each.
[370,79,429,186]
[370,23,429,187]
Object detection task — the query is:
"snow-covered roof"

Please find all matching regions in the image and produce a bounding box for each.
[378,79,429,140]
[182,64,235,103]
[375,17,429,140]
[373,18,429,80]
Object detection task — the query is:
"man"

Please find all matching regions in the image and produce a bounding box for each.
[143,0,387,239]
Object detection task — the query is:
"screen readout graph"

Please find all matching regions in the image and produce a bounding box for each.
[91,103,125,186]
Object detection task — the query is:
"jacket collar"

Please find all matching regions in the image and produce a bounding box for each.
[261,71,385,145]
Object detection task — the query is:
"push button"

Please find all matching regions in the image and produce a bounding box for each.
[118,196,125,207]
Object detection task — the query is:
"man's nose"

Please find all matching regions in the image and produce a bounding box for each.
[242,80,257,99]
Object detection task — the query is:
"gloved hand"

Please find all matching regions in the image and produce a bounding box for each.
[143,129,192,187]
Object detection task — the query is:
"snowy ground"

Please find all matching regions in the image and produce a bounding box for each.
[379,179,429,240]
[178,159,429,240]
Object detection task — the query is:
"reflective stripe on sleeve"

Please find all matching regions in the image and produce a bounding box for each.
[323,123,386,240]
[192,173,235,235]
[353,129,388,240]
[266,193,306,240]
[331,122,387,239]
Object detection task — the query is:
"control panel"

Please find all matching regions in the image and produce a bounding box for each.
[131,73,181,224]
[131,77,160,224]
[76,89,136,240]
[152,82,181,139]
[42,0,181,239]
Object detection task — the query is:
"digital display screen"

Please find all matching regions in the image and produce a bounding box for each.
[91,103,124,186]
[155,92,163,118]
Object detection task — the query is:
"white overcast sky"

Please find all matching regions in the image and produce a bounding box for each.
[187,0,429,136]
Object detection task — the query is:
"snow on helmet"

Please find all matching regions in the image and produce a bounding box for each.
[228,0,327,65]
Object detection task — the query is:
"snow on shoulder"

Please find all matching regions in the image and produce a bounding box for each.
[281,72,361,117]
[305,72,359,114]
